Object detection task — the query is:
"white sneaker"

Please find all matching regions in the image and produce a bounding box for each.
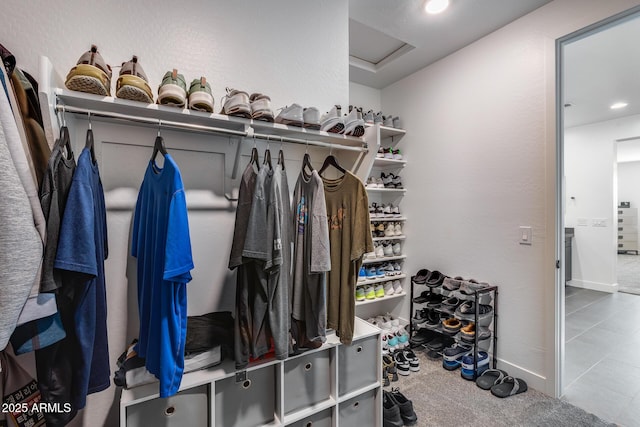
[275,104,304,127]
[363,110,374,124]
[391,205,401,218]
[342,108,365,137]
[320,105,345,133]
[394,223,403,236]
[303,107,321,129]
[382,204,392,217]
[392,149,403,160]
[383,115,394,127]
[383,243,393,257]
[384,281,395,295]
[221,88,251,118]
[374,111,384,124]
[392,262,402,275]
[375,177,385,188]
[392,242,401,256]
[393,280,403,293]
[385,223,395,237]
[249,93,274,122]
[375,244,385,258]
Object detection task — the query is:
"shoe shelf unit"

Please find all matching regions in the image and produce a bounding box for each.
[356,123,407,340]
[121,317,382,427]
[409,277,498,379]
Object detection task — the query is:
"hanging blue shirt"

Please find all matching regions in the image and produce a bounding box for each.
[54,147,110,410]
[132,154,193,398]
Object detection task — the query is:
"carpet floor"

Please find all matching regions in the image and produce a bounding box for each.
[385,350,615,427]
[617,254,640,295]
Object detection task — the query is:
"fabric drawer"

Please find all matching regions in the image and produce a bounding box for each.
[618,232,638,242]
[618,215,637,225]
[617,225,638,234]
[126,384,209,427]
[618,241,638,251]
[286,408,333,427]
[338,335,378,396]
[284,349,332,415]
[617,208,637,216]
[338,389,377,427]
[215,365,277,427]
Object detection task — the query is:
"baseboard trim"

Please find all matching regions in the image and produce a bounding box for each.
[494,358,547,394]
[566,280,618,293]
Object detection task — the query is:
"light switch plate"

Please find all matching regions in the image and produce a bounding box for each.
[520,226,532,245]
[592,218,607,227]
[577,218,588,226]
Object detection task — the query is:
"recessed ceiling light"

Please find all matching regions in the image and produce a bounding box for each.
[610,102,628,110]
[425,0,450,14]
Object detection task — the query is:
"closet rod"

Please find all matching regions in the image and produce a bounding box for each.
[55,104,367,153]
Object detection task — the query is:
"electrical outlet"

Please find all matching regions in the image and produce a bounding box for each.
[592,218,607,227]
[577,218,588,226]
[519,226,532,245]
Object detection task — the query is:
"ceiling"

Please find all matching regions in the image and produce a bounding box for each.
[348,0,553,89]
[564,13,640,128]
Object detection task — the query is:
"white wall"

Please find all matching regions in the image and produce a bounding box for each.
[0,0,348,113]
[349,81,381,112]
[381,0,640,395]
[0,2,349,426]
[619,160,640,209]
[564,121,622,291]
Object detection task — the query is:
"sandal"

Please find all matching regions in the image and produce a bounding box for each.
[491,376,528,398]
[476,368,508,390]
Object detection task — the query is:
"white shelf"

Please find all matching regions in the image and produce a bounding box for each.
[370,217,407,222]
[357,273,407,285]
[362,255,407,264]
[372,235,406,242]
[356,291,407,306]
[55,89,365,148]
[338,381,382,403]
[373,158,407,167]
[365,123,406,139]
[370,215,404,221]
[283,397,337,425]
[366,187,406,193]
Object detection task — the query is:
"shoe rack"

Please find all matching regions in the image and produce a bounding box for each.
[356,124,407,322]
[409,274,498,379]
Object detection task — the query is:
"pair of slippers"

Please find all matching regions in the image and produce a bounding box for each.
[476,369,528,398]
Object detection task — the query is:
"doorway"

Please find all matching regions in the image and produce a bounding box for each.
[557,6,640,424]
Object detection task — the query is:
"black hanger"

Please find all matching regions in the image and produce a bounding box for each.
[318,154,345,176]
[151,135,167,162]
[263,148,272,170]
[58,125,73,160]
[302,152,313,176]
[249,146,260,171]
[85,128,97,164]
[277,149,285,170]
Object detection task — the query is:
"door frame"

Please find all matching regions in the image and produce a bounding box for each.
[554,4,640,398]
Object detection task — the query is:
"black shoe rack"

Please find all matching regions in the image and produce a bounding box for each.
[409,271,498,378]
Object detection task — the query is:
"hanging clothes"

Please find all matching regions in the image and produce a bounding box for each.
[131,152,194,398]
[54,145,110,411]
[0,84,41,351]
[0,349,46,427]
[290,167,331,350]
[229,159,258,369]
[322,171,373,345]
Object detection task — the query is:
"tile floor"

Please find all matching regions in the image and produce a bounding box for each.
[563,286,640,426]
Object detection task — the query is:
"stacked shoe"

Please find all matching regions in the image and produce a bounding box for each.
[249,93,274,121]
[116,55,154,103]
[220,88,251,118]
[384,388,418,427]
[320,105,344,133]
[158,69,187,107]
[461,351,490,380]
[341,106,365,137]
[442,343,474,371]
[65,45,112,96]
[275,104,304,126]
[188,77,214,112]
[303,107,321,129]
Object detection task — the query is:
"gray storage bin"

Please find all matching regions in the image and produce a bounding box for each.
[284,349,332,415]
[126,384,209,427]
[338,389,377,427]
[338,335,378,396]
[215,365,277,427]
[286,408,333,427]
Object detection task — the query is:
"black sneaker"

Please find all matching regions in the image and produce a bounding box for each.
[394,351,410,376]
[425,270,446,288]
[403,349,420,372]
[410,329,436,345]
[383,367,390,387]
[424,310,441,330]
[443,343,473,362]
[383,391,404,427]
[389,388,418,426]
[440,296,461,314]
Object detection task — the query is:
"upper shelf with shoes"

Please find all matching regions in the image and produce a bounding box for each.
[55,89,366,147]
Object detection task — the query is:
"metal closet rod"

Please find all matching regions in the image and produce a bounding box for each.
[55,104,367,153]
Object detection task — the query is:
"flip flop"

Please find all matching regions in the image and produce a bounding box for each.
[490,376,528,398]
[476,368,508,390]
